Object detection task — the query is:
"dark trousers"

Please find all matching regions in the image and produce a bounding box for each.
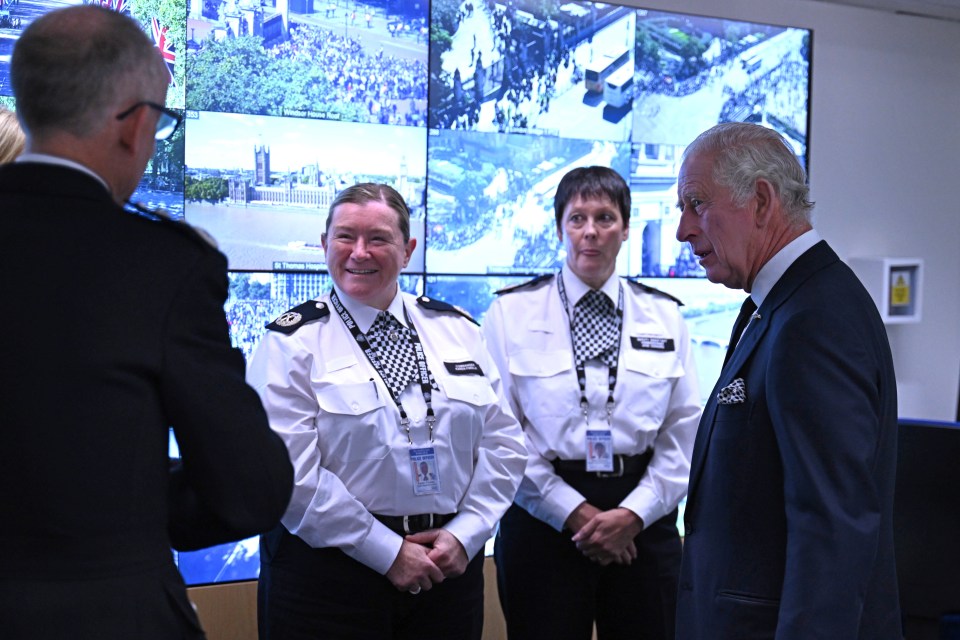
[258,526,484,640]
[495,473,681,640]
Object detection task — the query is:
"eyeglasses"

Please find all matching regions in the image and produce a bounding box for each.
[115,101,183,141]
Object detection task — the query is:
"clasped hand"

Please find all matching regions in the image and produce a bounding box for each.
[385,528,468,593]
[567,503,644,566]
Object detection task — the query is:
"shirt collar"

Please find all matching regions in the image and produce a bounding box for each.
[750,229,821,309]
[16,153,111,193]
[332,284,407,334]
[560,263,619,313]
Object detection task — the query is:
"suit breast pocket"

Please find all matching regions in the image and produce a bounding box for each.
[712,399,756,443]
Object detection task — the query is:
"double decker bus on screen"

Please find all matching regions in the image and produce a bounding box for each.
[603,63,635,108]
[584,45,631,93]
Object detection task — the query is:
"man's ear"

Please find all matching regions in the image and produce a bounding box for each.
[117,104,149,155]
[753,178,776,227]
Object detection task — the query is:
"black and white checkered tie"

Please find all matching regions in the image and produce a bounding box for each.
[367,311,418,398]
[573,290,618,367]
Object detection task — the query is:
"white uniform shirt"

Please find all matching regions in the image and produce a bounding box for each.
[247,287,527,575]
[482,265,701,531]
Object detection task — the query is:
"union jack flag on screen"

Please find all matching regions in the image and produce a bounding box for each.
[93,0,131,14]
[152,16,176,86]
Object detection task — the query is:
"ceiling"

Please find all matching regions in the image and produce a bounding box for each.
[807,0,960,22]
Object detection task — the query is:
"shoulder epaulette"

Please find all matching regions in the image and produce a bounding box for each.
[494,273,555,296]
[416,295,479,326]
[265,300,330,334]
[125,202,219,250]
[626,278,684,306]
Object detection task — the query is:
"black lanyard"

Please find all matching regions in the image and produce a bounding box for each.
[557,273,624,425]
[329,289,436,444]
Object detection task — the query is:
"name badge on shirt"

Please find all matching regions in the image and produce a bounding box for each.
[410,447,441,496]
[443,360,484,376]
[585,429,614,472]
[630,335,675,351]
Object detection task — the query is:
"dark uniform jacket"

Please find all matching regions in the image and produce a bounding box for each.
[0,162,293,639]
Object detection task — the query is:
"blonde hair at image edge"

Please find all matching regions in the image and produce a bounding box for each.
[0,108,26,164]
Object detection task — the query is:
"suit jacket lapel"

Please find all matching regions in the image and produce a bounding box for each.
[686,241,840,507]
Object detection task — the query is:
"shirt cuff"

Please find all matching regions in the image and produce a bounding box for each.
[341,518,403,576]
[619,483,668,528]
[444,511,488,560]
[519,480,586,532]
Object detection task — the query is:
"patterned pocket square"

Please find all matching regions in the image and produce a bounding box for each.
[717,378,746,405]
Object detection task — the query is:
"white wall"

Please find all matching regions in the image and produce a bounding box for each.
[627,0,960,420]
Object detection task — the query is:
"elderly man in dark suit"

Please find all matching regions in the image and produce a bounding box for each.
[674,122,901,639]
[0,6,293,639]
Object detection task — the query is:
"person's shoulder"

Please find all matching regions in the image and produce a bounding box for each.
[494,273,555,296]
[265,299,331,335]
[125,205,220,253]
[414,294,479,326]
[625,278,684,307]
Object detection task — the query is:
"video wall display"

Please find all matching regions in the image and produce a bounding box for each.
[2,0,810,585]
[184,110,427,270]
[1,0,810,279]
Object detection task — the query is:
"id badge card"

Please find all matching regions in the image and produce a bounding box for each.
[410,447,441,496]
[586,429,614,472]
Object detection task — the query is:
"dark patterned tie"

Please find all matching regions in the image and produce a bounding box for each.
[723,296,757,366]
[573,290,618,368]
[367,311,418,398]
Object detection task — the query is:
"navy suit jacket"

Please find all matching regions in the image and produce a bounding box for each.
[676,241,901,639]
[0,163,293,639]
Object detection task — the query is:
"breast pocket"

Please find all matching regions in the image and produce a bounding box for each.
[440,374,498,452]
[507,349,576,422]
[315,381,389,461]
[621,348,685,422]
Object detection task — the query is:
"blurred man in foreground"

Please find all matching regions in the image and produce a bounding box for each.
[0,7,293,638]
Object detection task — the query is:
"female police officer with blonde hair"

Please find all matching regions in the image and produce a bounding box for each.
[247,182,526,640]
[0,107,25,164]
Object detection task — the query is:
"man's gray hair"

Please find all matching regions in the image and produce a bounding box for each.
[11,5,168,140]
[683,122,814,224]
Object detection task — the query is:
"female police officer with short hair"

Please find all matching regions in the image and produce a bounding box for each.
[248,183,526,640]
[483,166,701,640]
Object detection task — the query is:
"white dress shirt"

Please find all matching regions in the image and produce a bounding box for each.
[482,265,701,531]
[750,229,823,308]
[246,286,526,575]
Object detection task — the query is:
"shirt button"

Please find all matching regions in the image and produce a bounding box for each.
[351,402,360,412]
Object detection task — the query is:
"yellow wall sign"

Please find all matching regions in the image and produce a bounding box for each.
[890,270,912,307]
